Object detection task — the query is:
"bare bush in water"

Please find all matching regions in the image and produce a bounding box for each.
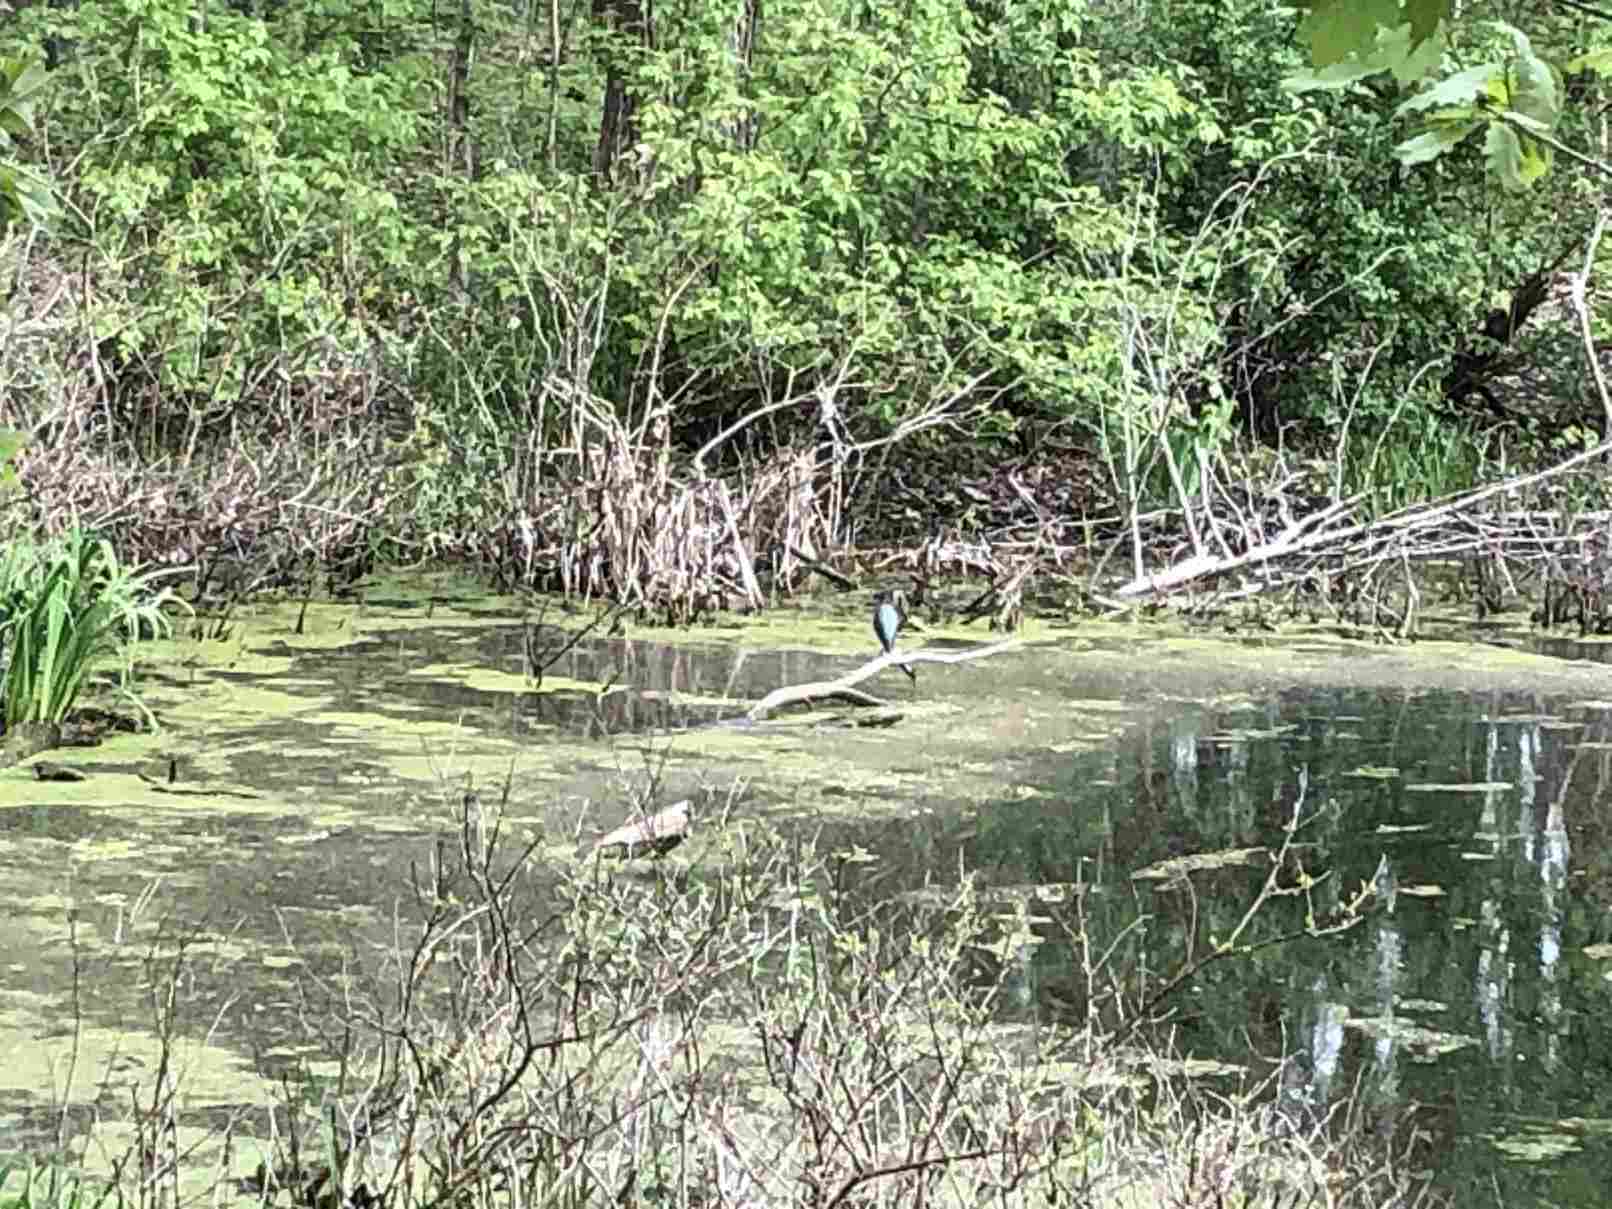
[13,783,1435,1208]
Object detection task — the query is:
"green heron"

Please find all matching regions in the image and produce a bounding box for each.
[872,590,916,683]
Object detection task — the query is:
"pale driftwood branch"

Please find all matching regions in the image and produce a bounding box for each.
[593,799,691,859]
[715,480,764,608]
[745,640,1022,721]
[786,543,856,589]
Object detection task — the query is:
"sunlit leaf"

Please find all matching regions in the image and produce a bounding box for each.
[1507,40,1559,131]
[1494,120,1551,188]
[1396,62,1503,115]
[1393,121,1478,165]
[1565,48,1612,77]
[1298,0,1406,67]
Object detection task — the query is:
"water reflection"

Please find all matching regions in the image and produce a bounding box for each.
[240,626,825,736]
[953,688,1612,1205]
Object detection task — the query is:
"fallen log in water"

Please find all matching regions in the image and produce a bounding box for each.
[745,639,1021,722]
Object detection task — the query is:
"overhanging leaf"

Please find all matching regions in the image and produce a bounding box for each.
[1405,0,1449,47]
[1300,0,1405,68]
[1394,121,1478,164]
[1390,21,1447,85]
[1396,62,1502,115]
[1285,57,1392,94]
[1507,41,1559,131]
[1292,0,1451,67]
[1284,16,1449,93]
[1485,121,1550,189]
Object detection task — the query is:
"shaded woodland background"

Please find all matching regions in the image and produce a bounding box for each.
[0,0,1607,613]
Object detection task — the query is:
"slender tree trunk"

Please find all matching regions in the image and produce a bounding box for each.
[546,0,563,171]
[592,0,647,184]
[728,0,759,151]
[448,0,475,298]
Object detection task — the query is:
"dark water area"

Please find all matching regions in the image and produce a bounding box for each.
[237,624,805,735]
[861,683,1612,1205]
[1534,635,1612,665]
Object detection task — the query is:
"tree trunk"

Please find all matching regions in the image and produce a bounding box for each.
[728,0,760,151]
[592,0,648,185]
[447,0,475,299]
[1442,239,1582,415]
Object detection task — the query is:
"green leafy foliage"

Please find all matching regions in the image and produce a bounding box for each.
[1291,0,1450,66]
[1387,24,1559,189]
[400,0,1207,469]
[0,429,22,497]
[2,0,422,416]
[1092,0,1575,469]
[1285,2,1603,190]
[0,1161,103,1209]
[0,0,1589,556]
[0,56,56,231]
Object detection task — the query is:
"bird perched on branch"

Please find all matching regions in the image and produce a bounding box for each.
[872,590,916,684]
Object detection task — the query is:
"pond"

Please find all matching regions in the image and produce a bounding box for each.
[0,586,1609,1205]
[982,684,1612,1206]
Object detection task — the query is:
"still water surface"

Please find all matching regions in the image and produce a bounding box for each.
[4,616,1611,1203]
[979,684,1612,1206]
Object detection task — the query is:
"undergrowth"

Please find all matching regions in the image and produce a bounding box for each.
[6,777,1439,1209]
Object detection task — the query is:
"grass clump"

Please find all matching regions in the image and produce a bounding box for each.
[0,1162,112,1209]
[0,528,184,731]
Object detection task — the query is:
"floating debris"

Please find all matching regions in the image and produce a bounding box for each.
[1131,847,1268,882]
[593,800,692,859]
[32,762,86,783]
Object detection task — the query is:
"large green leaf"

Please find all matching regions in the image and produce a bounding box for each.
[0,56,53,232]
[1389,22,1448,86]
[1291,0,1450,66]
[1404,0,1447,47]
[1394,121,1479,165]
[1500,25,1558,132]
[1485,121,1550,190]
[1284,19,1445,93]
[1396,62,1503,115]
[1297,0,1406,67]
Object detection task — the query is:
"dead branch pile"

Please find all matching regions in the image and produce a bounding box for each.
[476,407,840,623]
[8,439,388,596]
[1107,440,1612,629]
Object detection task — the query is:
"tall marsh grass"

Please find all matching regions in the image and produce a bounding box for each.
[0,528,184,729]
[0,1161,113,1209]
